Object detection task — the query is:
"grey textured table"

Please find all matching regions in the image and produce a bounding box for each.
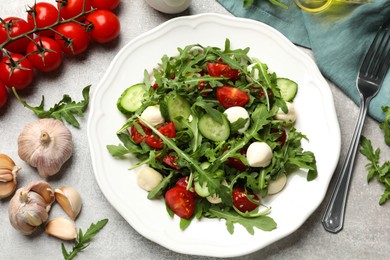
[1,1,389,259]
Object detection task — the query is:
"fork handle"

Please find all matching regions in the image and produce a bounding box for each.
[321,96,370,233]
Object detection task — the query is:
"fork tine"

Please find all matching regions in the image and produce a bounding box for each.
[372,27,390,79]
[376,32,390,82]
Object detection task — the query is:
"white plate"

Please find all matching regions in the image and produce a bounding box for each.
[87,13,341,258]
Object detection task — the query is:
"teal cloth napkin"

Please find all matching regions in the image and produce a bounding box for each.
[217,0,390,122]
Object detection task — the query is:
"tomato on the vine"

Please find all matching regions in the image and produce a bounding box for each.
[55,22,90,55]
[27,2,59,37]
[0,80,8,109]
[86,10,120,43]
[90,0,120,10]
[27,37,63,72]
[58,0,92,21]
[0,54,34,90]
[0,17,33,54]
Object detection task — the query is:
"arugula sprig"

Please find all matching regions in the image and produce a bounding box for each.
[61,219,108,260]
[12,85,91,128]
[243,0,288,9]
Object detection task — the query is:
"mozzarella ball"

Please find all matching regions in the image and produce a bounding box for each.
[224,106,250,134]
[137,167,163,191]
[246,142,273,167]
[140,105,165,126]
[275,102,297,123]
[268,174,287,195]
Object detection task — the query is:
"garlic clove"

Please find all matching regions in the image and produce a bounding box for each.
[54,186,82,220]
[45,217,77,241]
[0,153,21,199]
[18,118,73,178]
[0,181,17,199]
[29,181,55,208]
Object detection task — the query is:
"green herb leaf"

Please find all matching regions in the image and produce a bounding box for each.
[61,219,108,260]
[13,85,91,128]
[380,106,390,146]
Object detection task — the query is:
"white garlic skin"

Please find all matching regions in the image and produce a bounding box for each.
[137,167,163,191]
[0,153,21,199]
[54,186,82,220]
[140,105,165,127]
[45,217,77,241]
[18,118,73,178]
[246,142,273,167]
[8,181,54,235]
[275,102,297,123]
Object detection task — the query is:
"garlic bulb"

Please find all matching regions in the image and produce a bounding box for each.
[0,153,21,199]
[54,186,82,220]
[8,181,55,235]
[45,217,77,240]
[18,118,73,178]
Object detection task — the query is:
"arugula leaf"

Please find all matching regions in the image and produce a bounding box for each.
[360,136,390,205]
[61,219,108,260]
[12,85,91,128]
[243,0,288,9]
[205,206,276,234]
[380,106,390,146]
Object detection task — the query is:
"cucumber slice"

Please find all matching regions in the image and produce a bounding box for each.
[276,78,298,101]
[198,114,230,142]
[194,181,210,197]
[117,83,147,115]
[167,94,191,130]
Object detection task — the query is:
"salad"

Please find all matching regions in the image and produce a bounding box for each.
[107,39,317,235]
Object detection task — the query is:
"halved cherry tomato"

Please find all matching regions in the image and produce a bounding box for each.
[86,10,120,43]
[175,176,198,197]
[162,154,179,169]
[129,121,152,144]
[55,22,90,55]
[27,2,59,37]
[145,122,176,149]
[0,54,34,90]
[26,37,63,72]
[249,87,273,99]
[0,80,8,109]
[58,0,92,21]
[216,86,249,108]
[227,148,247,171]
[0,17,33,54]
[165,186,195,219]
[206,62,240,80]
[90,0,120,10]
[272,129,287,148]
[232,186,260,213]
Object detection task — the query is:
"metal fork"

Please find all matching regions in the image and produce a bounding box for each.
[322,20,390,233]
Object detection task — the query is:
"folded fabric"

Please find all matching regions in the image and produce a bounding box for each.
[217,0,390,122]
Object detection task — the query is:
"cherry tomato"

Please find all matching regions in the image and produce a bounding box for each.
[27,3,59,37]
[216,86,249,108]
[175,176,197,195]
[206,62,240,80]
[0,17,33,54]
[26,37,63,72]
[165,186,195,219]
[227,148,247,171]
[0,80,8,109]
[58,0,92,21]
[86,10,120,43]
[145,122,176,149]
[162,154,179,169]
[249,87,273,99]
[55,22,90,55]
[90,0,120,10]
[272,129,287,148]
[232,186,260,213]
[0,54,34,90]
[129,121,152,144]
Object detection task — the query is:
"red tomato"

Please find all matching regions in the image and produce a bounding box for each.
[249,87,273,99]
[26,37,63,72]
[90,0,120,10]
[55,22,90,55]
[0,80,8,109]
[58,0,92,21]
[227,148,247,171]
[129,121,152,144]
[272,129,287,148]
[206,62,240,80]
[86,10,120,43]
[145,122,176,149]
[162,154,179,169]
[27,3,59,37]
[0,17,33,54]
[216,86,249,108]
[232,186,260,213]
[165,186,195,219]
[0,54,34,90]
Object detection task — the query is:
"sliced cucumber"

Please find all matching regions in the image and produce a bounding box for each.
[198,114,230,142]
[194,181,210,197]
[117,83,147,115]
[167,94,191,130]
[276,78,298,102]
